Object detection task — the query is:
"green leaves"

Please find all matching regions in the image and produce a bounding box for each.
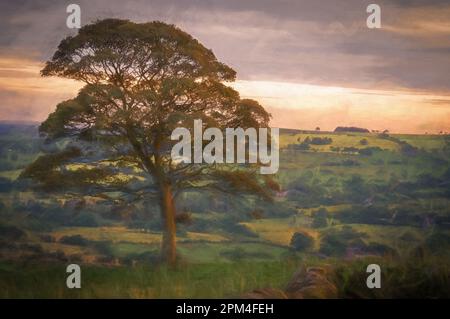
[207,169,278,202]
[34,18,275,202]
[41,19,235,84]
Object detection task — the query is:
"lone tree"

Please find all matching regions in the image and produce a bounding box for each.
[22,19,278,265]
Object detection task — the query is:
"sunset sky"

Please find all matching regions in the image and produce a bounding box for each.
[0,0,449,133]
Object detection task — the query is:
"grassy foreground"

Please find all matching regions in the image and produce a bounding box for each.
[1,254,449,298]
[0,260,298,298]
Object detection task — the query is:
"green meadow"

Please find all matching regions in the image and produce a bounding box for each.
[0,124,449,298]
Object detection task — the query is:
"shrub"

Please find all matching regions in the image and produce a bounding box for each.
[312,208,329,228]
[249,209,264,219]
[310,137,333,145]
[220,219,259,238]
[175,212,193,225]
[290,232,314,251]
[358,147,382,156]
[399,141,419,156]
[91,240,114,256]
[334,126,370,133]
[319,226,367,256]
[338,205,392,225]
[359,138,368,145]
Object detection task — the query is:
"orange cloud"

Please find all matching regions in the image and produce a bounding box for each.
[1,56,449,134]
[0,56,82,122]
[232,80,450,134]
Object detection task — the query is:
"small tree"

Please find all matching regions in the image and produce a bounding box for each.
[290,232,314,251]
[312,208,328,228]
[22,19,278,265]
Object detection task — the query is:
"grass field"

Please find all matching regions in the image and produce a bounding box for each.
[0,260,298,298]
[0,125,449,298]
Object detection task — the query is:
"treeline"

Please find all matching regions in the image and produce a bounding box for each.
[287,136,333,150]
[334,126,370,133]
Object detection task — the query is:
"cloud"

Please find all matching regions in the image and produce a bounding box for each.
[1,0,449,91]
[0,55,81,121]
[0,0,449,132]
[233,80,450,133]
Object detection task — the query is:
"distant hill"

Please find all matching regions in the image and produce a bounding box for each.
[280,128,331,134]
[0,122,39,136]
[334,126,370,133]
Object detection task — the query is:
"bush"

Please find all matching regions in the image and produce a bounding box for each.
[399,141,419,156]
[290,232,314,251]
[91,240,114,256]
[343,176,370,202]
[175,212,193,225]
[312,208,329,228]
[358,147,382,156]
[337,205,392,225]
[319,226,367,256]
[220,218,259,238]
[334,126,369,133]
[309,137,333,145]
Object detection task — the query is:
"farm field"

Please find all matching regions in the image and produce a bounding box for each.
[0,124,449,298]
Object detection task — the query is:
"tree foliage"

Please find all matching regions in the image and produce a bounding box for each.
[24,19,277,264]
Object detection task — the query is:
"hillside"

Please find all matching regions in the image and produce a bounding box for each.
[0,123,449,298]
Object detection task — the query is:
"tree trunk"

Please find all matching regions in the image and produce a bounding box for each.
[159,182,177,265]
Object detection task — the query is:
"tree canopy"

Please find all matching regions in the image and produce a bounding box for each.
[23,19,277,264]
